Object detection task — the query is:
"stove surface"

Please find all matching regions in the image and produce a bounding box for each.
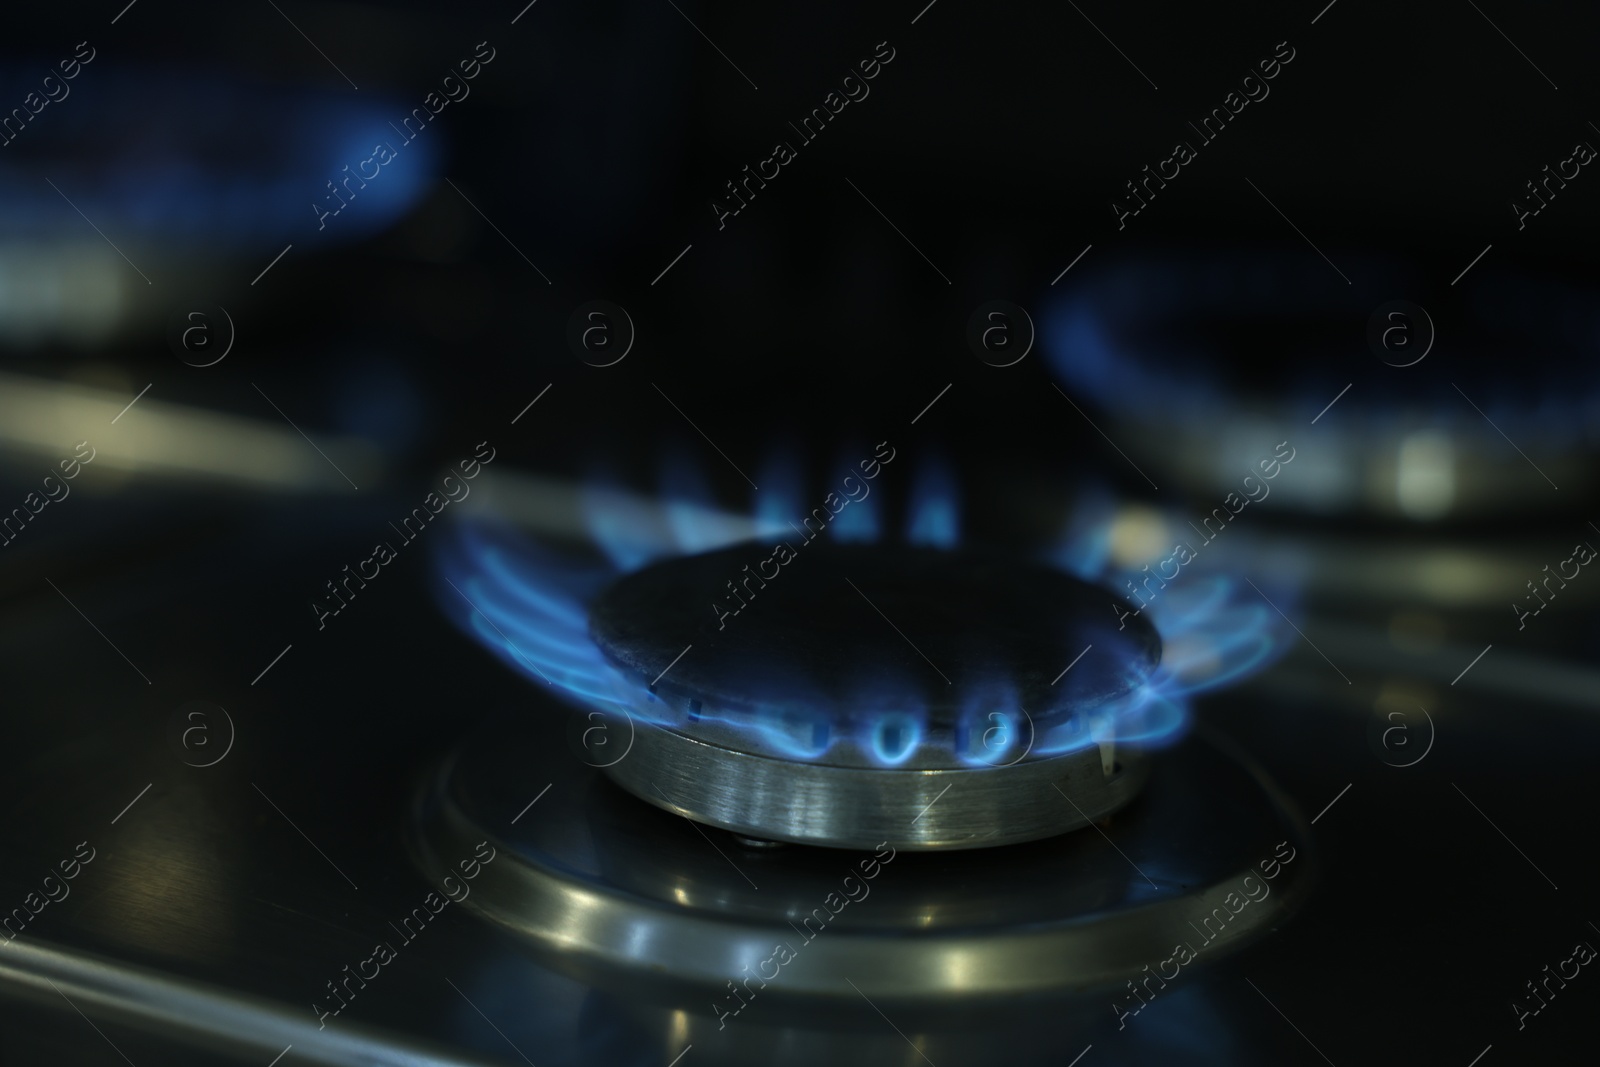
[2,494,1596,1066]
[3,1,1599,1063]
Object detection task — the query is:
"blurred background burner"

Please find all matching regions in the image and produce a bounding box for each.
[586,542,1160,849]
[1042,249,1600,518]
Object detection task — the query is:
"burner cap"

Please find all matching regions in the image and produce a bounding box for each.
[589,543,1160,731]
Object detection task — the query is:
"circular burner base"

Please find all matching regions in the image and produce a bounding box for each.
[410,715,1314,1002]
[601,723,1149,850]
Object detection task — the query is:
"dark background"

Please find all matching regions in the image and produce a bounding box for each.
[6,0,1599,484]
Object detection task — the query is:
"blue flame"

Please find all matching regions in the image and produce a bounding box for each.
[438,460,1293,767]
[582,478,664,572]
[755,446,805,538]
[906,457,960,548]
[1040,494,1293,753]
[1050,488,1117,581]
[953,678,1030,767]
[0,69,439,248]
[442,531,627,711]
[679,697,836,762]
[660,449,747,554]
[867,712,924,766]
[828,452,881,544]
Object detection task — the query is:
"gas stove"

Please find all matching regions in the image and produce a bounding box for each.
[400,477,1319,1025]
[4,1,1600,1063]
[2,411,1597,1067]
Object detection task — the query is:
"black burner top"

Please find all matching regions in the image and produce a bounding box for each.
[588,542,1161,726]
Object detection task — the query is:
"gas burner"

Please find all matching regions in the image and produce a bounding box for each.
[587,542,1160,850]
[424,487,1305,1003]
[435,475,1291,857]
[1043,248,1600,514]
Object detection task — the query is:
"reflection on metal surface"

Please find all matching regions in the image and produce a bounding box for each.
[1386,611,1446,654]
[456,468,769,546]
[0,243,125,345]
[411,719,1314,1000]
[0,373,382,491]
[0,938,505,1067]
[1395,430,1455,520]
[71,806,239,965]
